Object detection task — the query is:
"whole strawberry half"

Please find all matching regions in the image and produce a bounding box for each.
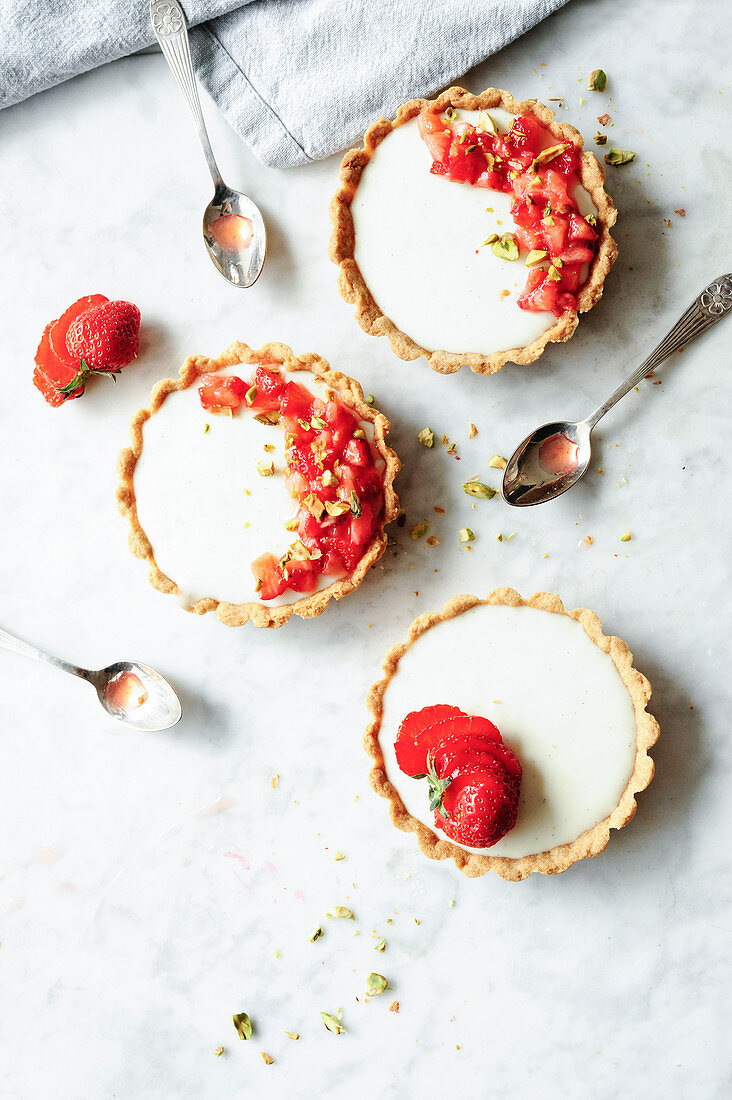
[66,299,140,372]
[434,767,520,848]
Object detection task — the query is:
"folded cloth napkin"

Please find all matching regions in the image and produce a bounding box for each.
[1,0,568,167]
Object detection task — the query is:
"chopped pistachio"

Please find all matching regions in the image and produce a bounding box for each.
[485,206,494,213]
[482,233,499,246]
[462,480,496,499]
[327,906,355,920]
[604,148,635,166]
[585,213,598,226]
[298,417,311,431]
[257,459,275,477]
[444,107,458,121]
[321,1012,345,1035]
[587,68,607,92]
[531,144,568,171]
[478,110,497,134]
[289,540,315,561]
[547,265,562,282]
[260,1052,274,1065]
[311,437,327,463]
[350,490,362,517]
[594,132,608,146]
[311,416,328,430]
[375,938,387,952]
[321,467,338,487]
[468,422,478,438]
[620,531,632,542]
[366,393,375,404]
[446,442,457,455]
[302,493,325,520]
[542,214,556,227]
[284,1031,299,1040]
[203,423,211,434]
[526,249,549,266]
[254,578,263,592]
[417,427,435,449]
[491,233,519,261]
[334,850,346,861]
[263,442,275,453]
[245,385,258,405]
[270,774,280,788]
[458,527,475,543]
[367,973,388,996]
[352,429,366,440]
[410,523,428,540]
[213,1046,224,1057]
[232,1013,253,1041]
[487,454,507,470]
[496,533,503,542]
[309,925,325,942]
[324,499,351,517]
[284,517,299,531]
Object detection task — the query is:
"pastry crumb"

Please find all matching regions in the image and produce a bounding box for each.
[468,422,478,438]
[498,288,510,300]
[270,774,279,789]
[389,1000,400,1013]
[260,1052,274,1065]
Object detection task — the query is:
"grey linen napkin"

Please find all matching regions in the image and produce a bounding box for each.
[1,0,568,167]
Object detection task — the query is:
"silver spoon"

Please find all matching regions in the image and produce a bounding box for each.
[0,626,182,731]
[502,273,732,507]
[150,0,266,287]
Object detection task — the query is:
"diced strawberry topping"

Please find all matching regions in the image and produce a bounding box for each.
[417,106,600,317]
[394,703,522,849]
[198,374,249,412]
[198,363,385,602]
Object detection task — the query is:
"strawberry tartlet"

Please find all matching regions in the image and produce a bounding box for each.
[330,87,618,375]
[366,589,659,880]
[117,342,399,628]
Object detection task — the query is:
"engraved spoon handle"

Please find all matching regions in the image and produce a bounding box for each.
[0,625,94,681]
[149,0,223,188]
[586,273,732,427]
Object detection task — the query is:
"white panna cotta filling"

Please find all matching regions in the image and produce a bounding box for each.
[134,367,370,607]
[351,109,597,355]
[378,603,638,859]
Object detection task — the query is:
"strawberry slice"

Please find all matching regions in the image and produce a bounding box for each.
[434,768,519,848]
[394,705,466,776]
[431,732,521,784]
[51,294,109,368]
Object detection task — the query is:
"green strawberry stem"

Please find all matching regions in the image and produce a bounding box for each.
[58,358,119,396]
[425,752,451,813]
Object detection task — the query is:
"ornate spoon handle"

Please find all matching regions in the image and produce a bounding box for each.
[0,625,93,680]
[587,273,732,427]
[149,0,223,188]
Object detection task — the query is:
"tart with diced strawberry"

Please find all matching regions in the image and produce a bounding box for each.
[365,589,659,880]
[117,342,399,628]
[330,87,618,375]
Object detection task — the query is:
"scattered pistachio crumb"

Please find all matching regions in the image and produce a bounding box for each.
[417,427,435,448]
[232,1013,253,1041]
[245,385,258,406]
[462,480,496,499]
[203,423,211,434]
[586,69,607,92]
[410,522,428,540]
[367,973,388,996]
[263,442,275,453]
[366,394,375,404]
[284,1031,299,1040]
[594,132,607,146]
[458,527,475,543]
[334,851,346,861]
[487,454,507,470]
[260,1052,274,1065]
[496,533,503,542]
[321,1011,345,1035]
[309,926,325,942]
[270,774,279,788]
[375,938,387,952]
[491,232,519,261]
[327,906,355,920]
[449,899,455,908]
[605,148,635,166]
[468,422,478,438]
[214,1046,224,1057]
[505,532,516,541]
[257,459,275,477]
[620,531,632,542]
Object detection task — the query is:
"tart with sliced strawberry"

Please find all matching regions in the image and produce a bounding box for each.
[365,589,659,880]
[117,341,399,628]
[330,86,617,375]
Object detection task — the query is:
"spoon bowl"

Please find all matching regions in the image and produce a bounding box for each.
[203,185,267,288]
[502,419,592,507]
[95,661,183,731]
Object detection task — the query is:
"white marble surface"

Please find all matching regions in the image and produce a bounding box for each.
[1,0,731,1096]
